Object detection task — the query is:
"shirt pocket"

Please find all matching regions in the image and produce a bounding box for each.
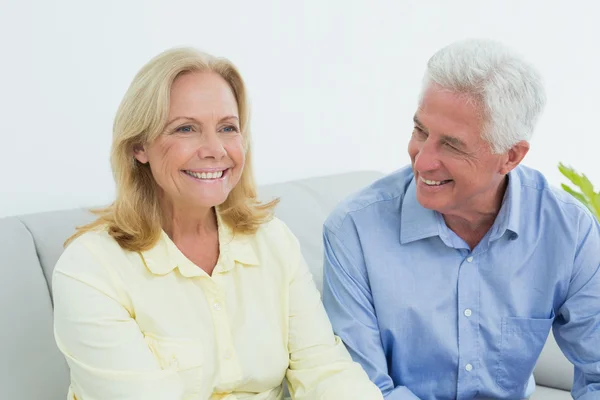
[143,332,204,371]
[143,332,206,399]
[495,314,553,393]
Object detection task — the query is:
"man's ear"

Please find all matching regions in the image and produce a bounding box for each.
[500,140,529,175]
[133,144,149,164]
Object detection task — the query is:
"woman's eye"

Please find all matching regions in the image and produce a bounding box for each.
[176,125,193,133]
[221,125,239,133]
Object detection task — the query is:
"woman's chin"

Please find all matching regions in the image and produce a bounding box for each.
[189,193,231,210]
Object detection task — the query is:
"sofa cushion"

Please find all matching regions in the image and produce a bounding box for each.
[533,330,573,391]
[530,384,571,399]
[0,217,69,399]
[19,209,95,295]
[259,170,384,292]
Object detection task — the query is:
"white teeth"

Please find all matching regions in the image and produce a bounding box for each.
[420,176,446,186]
[186,170,224,180]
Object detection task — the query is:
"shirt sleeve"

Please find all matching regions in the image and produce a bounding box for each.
[553,213,600,400]
[279,222,383,400]
[322,223,421,400]
[52,236,185,400]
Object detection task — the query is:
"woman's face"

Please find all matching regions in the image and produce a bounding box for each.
[134,71,245,213]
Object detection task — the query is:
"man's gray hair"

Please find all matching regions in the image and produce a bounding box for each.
[420,39,546,154]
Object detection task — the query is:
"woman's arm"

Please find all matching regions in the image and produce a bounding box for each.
[277,222,383,400]
[53,236,184,400]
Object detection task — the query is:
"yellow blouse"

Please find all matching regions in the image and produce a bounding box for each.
[52,214,382,400]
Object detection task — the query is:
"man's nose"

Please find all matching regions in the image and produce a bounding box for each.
[414,140,441,172]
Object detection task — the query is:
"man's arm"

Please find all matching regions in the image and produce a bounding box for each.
[553,213,600,399]
[322,223,420,400]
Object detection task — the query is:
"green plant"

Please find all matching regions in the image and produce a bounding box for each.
[558,163,600,220]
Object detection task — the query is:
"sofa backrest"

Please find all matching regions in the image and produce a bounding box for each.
[0,217,70,399]
[0,170,573,399]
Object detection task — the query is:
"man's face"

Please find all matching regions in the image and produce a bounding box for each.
[408,84,514,217]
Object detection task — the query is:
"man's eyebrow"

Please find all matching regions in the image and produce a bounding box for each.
[413,115,428,133]
[414,115,468,148]
[441,134,467,149]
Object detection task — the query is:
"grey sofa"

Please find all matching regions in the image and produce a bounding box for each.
[0,171,573,399]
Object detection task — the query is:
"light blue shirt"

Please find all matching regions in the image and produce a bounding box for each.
[322,165,600,400]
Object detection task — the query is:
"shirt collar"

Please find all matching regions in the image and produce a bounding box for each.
[400,169,522,245]
[400,178,440,244]
[140,207,260,278]
[488,169,522,242]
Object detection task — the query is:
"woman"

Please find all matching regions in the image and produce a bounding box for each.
[52,47,382,400]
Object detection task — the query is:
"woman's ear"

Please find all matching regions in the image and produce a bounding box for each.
[133,144,149,164]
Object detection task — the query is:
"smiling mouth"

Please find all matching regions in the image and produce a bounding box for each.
[183,169,228,180]
[420,176,453,186]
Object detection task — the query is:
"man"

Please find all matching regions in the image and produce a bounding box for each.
[322,39,600,399]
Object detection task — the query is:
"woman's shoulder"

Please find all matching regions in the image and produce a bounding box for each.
[55,226,128,275]
[53,226,136,313]
[66,226,123,253]
[245,217,304,268]
[253,216,297,245]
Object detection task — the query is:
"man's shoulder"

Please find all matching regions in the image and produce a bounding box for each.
[325,166,413,233]
[517,165,595,222]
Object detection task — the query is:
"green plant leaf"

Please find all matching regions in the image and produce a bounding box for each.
[558,163,582,187]
[561,184,590,208]
[558,163,600,221]
[578,173,596,200]
[593,193,600,220]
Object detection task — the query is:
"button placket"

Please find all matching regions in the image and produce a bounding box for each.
[456,252,480,398]
[203,278,243,384]
[170,354,179,369]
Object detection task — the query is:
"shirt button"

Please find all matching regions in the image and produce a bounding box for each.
[224,349,232,359]
[168,354,179,369]
[464,309,472,317]
[465,363,473,372]
[213,302,221,311]
[466,256,474,263]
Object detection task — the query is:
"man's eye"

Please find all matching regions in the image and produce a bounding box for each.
[443,142,458,151]
[413,127,427,138]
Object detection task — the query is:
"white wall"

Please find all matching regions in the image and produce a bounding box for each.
[1,0,598,217]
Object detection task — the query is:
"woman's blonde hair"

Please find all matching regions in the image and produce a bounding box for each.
[67,47,278,251]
